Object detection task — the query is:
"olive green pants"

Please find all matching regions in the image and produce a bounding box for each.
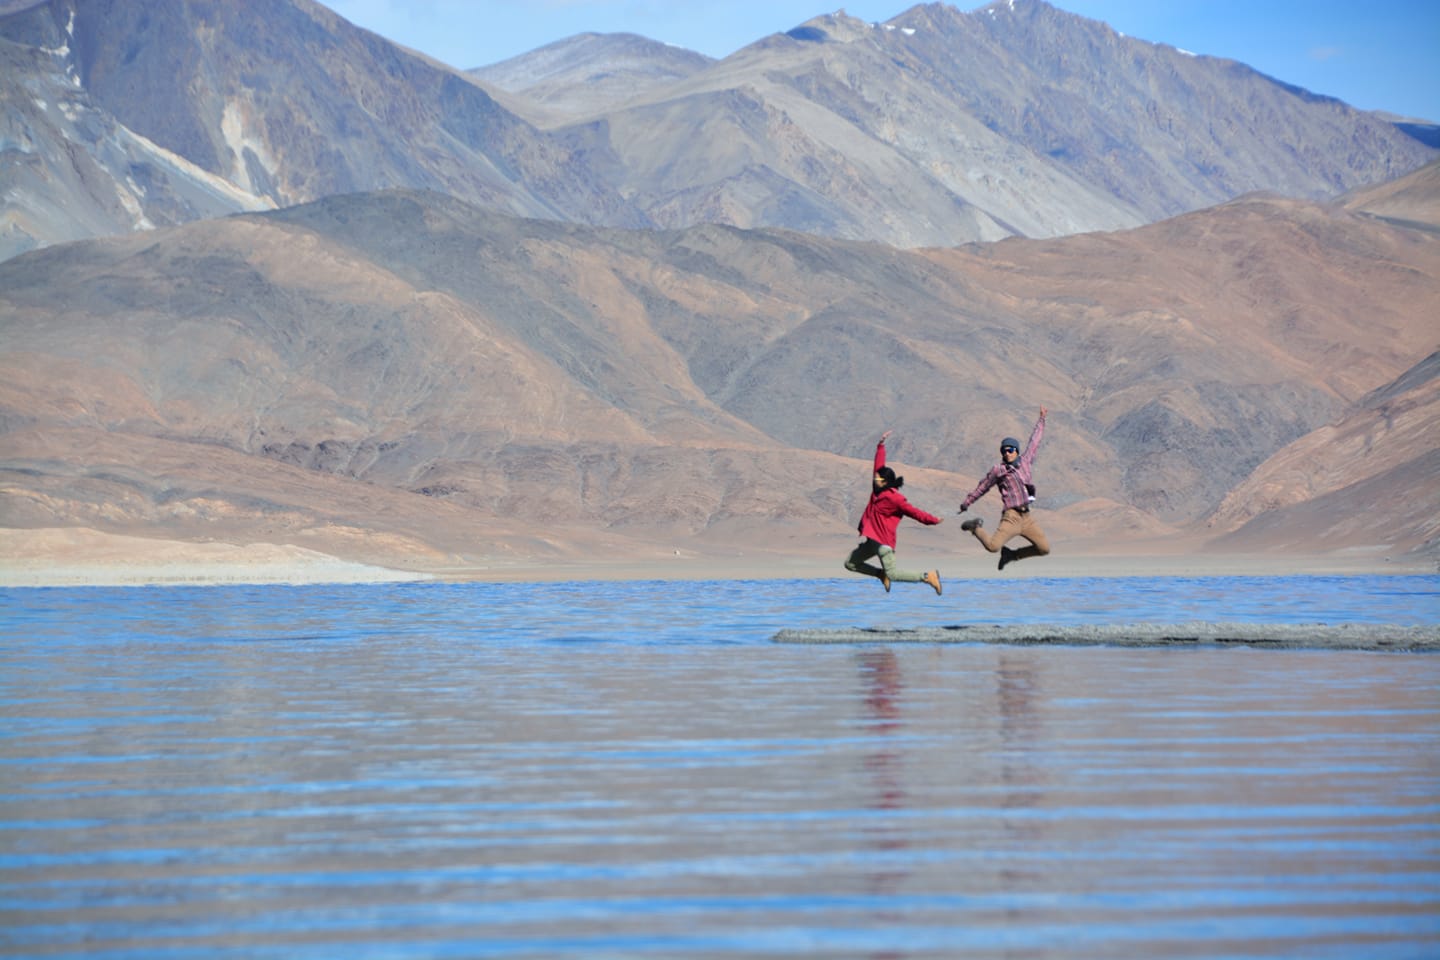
[845,539,926,582]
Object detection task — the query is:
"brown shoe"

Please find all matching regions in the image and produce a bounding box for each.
[923,570,942,595]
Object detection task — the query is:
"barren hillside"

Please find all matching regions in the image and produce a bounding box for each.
[2,187,1435,571]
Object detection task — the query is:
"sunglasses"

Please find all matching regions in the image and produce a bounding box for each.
[1001,447,1018,454]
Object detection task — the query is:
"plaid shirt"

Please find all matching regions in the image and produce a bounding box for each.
[960,412,1045,512]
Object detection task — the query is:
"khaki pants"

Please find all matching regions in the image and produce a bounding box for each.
[845,539,926,582]
[970,508,1050,563]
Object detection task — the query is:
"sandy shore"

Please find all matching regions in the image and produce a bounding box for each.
[1,527,1433,588]
[0,529,431,588]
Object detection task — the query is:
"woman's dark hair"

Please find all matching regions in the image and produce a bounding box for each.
[877,466,904,489]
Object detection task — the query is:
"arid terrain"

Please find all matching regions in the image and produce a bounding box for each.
[3,164,1437,585]
[1,1,1436,585]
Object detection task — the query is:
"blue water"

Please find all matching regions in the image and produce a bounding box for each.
[2,574,1438,959]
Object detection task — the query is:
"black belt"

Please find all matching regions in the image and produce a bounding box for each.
[1011,505,1030,513]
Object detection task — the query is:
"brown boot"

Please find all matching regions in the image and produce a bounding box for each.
[923,570,942,595]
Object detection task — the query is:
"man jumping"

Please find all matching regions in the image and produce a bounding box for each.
[957,408,1050,571]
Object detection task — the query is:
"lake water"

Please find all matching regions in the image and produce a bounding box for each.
[3,574,1438,959]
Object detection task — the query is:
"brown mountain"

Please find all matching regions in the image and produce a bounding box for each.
[2,185,1435,572]
[1206,351,1440,560]
[1341,159,1440,232]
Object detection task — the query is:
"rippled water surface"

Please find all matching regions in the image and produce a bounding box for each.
[3,575,1438,959]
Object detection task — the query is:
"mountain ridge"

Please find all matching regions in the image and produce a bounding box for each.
[469,32,714,128]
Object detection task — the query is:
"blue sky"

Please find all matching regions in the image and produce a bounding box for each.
[326,0,1439,122]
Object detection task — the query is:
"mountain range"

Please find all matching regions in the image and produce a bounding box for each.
[3,162,1436,572]
[0,0,1436,575]
[2,0,1434,260]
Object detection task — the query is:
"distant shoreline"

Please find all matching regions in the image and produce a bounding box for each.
[2,527,1433,589]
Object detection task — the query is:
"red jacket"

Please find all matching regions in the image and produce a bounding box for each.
[858,440,941,547]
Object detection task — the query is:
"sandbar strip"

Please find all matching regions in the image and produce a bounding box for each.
[773,622,1439,651]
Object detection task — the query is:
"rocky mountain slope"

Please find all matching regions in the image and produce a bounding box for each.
[2,0,1433,260]
[0,0,649,261]
[0,31,270,259]
[3,185,1435,569]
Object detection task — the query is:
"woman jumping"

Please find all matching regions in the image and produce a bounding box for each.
[845,430,944,595]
